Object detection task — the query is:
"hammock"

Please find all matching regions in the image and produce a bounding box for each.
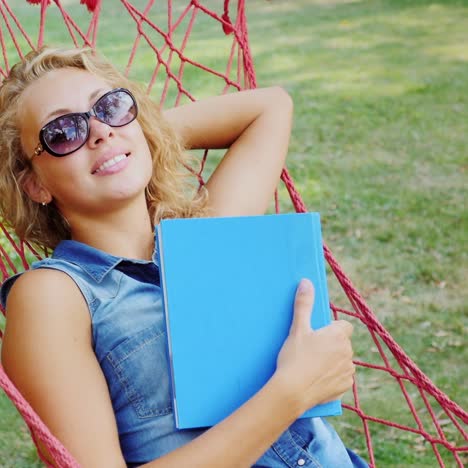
[0,1,466,467]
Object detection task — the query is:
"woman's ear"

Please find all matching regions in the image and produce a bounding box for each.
[22,171,52,205]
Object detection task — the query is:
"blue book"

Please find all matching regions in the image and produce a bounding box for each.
[156,213,341,429]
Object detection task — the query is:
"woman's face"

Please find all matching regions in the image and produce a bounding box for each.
[20,67,153,219]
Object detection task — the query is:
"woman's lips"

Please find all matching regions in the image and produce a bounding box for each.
[93,153,130,176]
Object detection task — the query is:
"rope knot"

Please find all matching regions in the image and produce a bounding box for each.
[221,12,234,35]
[222,0,234,35]
[80,0,99,13]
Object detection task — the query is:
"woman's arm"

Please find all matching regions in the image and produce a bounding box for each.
[3,275,353,468]
[2,270,125,467]
[163,87,293,217]
[142,280,355,468]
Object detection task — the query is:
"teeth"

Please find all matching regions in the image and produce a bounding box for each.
[94,154,127,173]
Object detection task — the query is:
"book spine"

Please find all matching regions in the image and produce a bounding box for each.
[313,213,342,416]
[316,213,332,325]
[156,224,179,427]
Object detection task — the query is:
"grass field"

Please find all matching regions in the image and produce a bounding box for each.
[0,0,467,466]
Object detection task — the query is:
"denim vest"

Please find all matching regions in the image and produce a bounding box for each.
[1,236,367,468]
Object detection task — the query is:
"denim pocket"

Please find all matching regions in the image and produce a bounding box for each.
[106,325,173,419]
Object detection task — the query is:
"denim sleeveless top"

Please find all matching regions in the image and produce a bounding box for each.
[1,235,367,468]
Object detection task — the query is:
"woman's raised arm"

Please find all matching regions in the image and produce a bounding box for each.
[163,87,293,217]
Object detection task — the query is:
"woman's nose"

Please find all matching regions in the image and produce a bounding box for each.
[87,116,114,147]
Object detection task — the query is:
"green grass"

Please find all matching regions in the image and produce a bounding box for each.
[1,0,467,466]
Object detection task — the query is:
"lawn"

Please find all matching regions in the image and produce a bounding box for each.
[0,0,467,466]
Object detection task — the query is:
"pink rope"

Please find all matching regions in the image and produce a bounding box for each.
[0,21,9,75]
[124,0,155,78]
[0,366,79,467]
[172,7,198,106]
[2,0,35,52]
[53,0,94,48]
[85,0,101,47]
[0,0,24,61]
[37,0,47,47]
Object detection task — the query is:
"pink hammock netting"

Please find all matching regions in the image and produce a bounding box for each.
[0,1,466,467]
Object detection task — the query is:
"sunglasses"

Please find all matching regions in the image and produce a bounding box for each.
[31,88,138,158]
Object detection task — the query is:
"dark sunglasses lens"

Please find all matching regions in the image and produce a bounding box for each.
[42,115,88,156]
[95,90,137,127]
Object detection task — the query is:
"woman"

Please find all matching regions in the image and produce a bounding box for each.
[0,47,365,467]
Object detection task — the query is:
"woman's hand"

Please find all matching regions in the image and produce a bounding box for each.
[274,279,355,414]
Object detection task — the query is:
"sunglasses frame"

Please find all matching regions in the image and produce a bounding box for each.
[32,87,138,158]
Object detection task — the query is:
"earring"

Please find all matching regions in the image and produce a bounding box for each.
[41,201,47,206]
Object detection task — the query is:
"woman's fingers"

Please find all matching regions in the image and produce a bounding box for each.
[276,279,356,410]
[290,280,353,339]
[289,279,315,336]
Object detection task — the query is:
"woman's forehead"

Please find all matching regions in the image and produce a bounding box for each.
[21,68,111,126]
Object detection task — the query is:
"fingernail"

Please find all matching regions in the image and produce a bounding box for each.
[298,278,312,293]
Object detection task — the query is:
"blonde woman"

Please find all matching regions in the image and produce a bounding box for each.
[0,47,366,467]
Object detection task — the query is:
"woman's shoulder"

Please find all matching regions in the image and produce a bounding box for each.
[10,266,75,291]
[0,253,100,313]
[1,260,77,309]
[1,268,91,362]
[2,267,87,314]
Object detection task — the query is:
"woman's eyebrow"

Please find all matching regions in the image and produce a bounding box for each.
[41,88,108,123]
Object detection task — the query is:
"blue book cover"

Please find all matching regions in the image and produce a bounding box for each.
[156,212,341,429]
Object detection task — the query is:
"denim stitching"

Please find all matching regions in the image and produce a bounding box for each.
[107,350,172,418]
[107,269,123,299]
[107,330,172,418]
[109,330,166,363]
[288,428,322,468]
[272,430,323,468]
[289,427,307,448]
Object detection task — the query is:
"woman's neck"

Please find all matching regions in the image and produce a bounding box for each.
[67,197,155,260]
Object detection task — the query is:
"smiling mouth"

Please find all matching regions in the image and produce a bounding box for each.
[92,153,130,174]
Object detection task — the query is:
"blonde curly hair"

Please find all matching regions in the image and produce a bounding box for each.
[0,46,208,250]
